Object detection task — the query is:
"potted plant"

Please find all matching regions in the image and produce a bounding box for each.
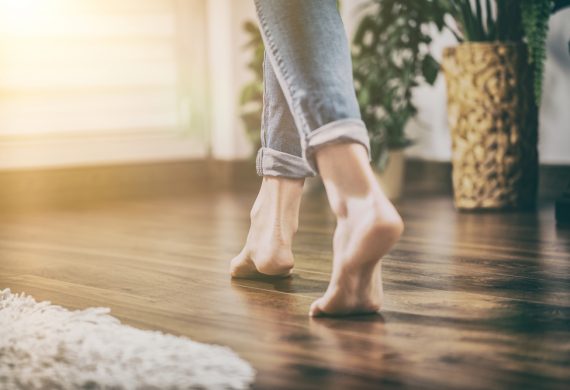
[441,0,570,210]
[352,0,449,199]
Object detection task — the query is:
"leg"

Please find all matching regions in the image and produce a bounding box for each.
[230,53,312,278]
[253,0,404,316]
[253,0,370,171]
[255,51,314,180]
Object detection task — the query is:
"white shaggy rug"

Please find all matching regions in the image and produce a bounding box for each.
[0,289,255,389]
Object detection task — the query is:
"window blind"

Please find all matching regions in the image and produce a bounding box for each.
[0,0,209,168]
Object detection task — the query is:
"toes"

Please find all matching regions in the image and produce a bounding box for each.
[309,296,382,317]
[309,298,325,317]
[255,261,294,277]
[231,251,293,279]
[230,252,257,278]
[229,252,242,276]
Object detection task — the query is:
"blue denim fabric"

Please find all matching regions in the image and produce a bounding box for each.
[254,0,371,178]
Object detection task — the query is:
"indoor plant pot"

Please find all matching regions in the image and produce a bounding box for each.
[373,149,406,200]
[438,0,570,210]
[442,42,538,210]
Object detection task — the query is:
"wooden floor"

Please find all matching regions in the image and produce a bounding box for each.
[1,184,569,389]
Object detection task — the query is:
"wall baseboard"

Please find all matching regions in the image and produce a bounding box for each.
[404,160,570,200]
[0,159,258,212]
[1,158,568,212]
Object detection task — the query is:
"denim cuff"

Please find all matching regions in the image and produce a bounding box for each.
[304,118,371,173]
[256,147,315,178]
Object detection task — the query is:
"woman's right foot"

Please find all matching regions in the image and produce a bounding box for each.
[309,192,403,316]
[230,176,304,278]
[309,143,404,317]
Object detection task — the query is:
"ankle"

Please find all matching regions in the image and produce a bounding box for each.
[366,202,405,242]
[248,176,304,244]
[334,192,404,232]
[316,143,377,197]
[315,142,402,226]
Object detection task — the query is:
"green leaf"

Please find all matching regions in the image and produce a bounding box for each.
[475,0,485,39]
[485,0,496,39]
[421,54,440,85]
[553,0,570,12]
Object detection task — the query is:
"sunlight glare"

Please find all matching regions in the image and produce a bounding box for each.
[0,0,65,36]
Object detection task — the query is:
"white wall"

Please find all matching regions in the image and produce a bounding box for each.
[538,9,570,164]
[207,0,255,160]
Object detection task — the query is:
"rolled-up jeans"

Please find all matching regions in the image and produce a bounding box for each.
[254,0,371,178]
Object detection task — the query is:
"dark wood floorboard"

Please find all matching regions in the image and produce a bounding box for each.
[1,188,569,389]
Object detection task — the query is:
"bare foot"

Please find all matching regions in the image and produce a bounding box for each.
[230,176,304,278]
[309,143,404,317]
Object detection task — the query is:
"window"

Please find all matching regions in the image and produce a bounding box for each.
[0,0,209,169]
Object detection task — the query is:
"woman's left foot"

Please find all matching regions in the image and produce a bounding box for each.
[230,177,304,278]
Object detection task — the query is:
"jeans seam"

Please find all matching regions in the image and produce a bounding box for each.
[261,51,268,150]
[256,148,263,176]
